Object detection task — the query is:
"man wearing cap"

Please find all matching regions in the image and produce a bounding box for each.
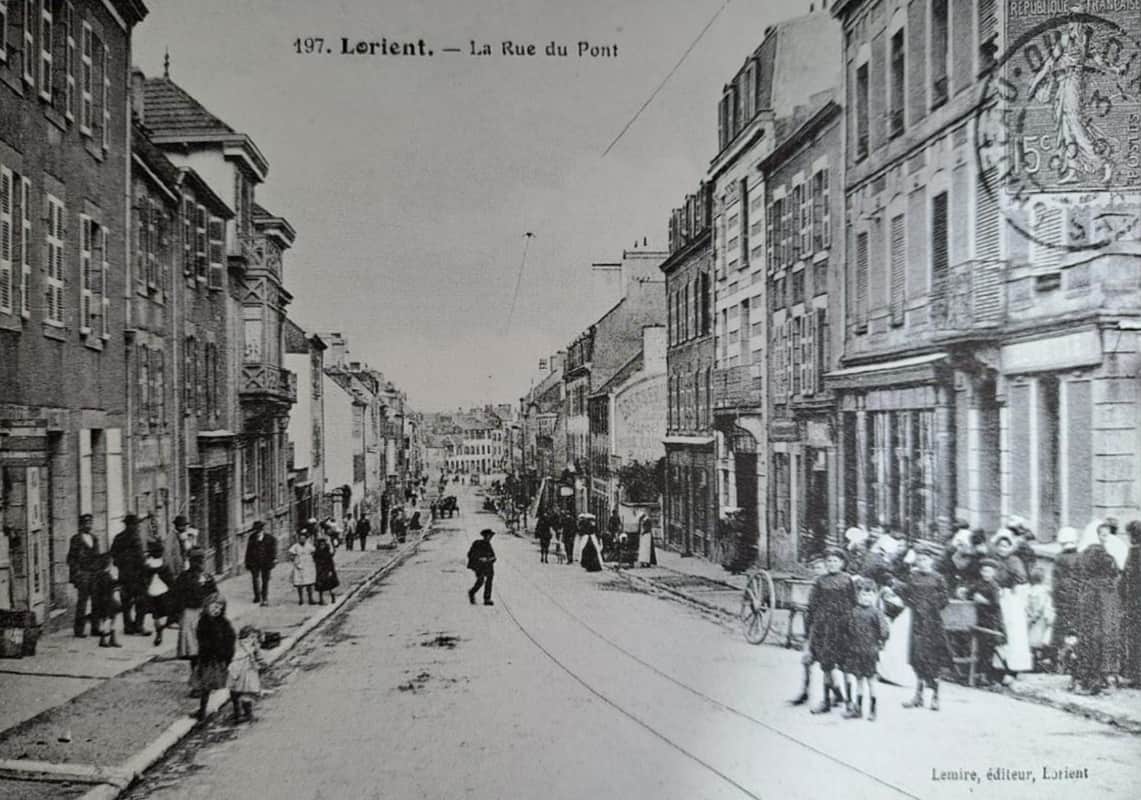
[111,514,148,634]
[244,521,277,606]
[173,516,199,561]
[466,529,497,606]
[67,514,101,637]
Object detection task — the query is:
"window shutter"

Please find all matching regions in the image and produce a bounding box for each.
[0,1,9,64]
[799,182,810,257]
[856,231,869,328]
[139,344,149,428]
[182,195,193,276]
[100,40,109,150]
[132,203,145,293]
[147,198,158,287]
[18,177,29,317]
[0,166,12,313]
[804,312,816,395]
[821,169,831,248]
[931,192,949,286]
[79,214,91,332]
[100,224,109,338]
[890,213,905,325]
[196,205,207,280]
[21,0,33,85]
[37,0,51,101]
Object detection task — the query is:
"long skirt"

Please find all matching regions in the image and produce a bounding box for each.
[176,607,201,659]
[191,659,230,693]
[996,586,1033,672]
[573,534,586,563]
[581,537,603,572]
[638,531,656,565]
[877,608,916,685]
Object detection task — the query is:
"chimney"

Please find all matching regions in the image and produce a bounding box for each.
[131,68,146,123]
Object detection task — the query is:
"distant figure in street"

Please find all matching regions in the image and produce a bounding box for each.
[110,514,148,635]
[355,515,371,551]
[1052,527,1082,680]
[637,512,657,568]
[91,553,123,648]
[193,593,235,722]
[806,548,855,715]
[409,510,423,532]
[561,512,576,565]
[67,513,101,637]
[536,512,552,564]
[344,515,356,550]
[899,546,951,709]
[229,625,266,722]
[171,547,218,688]
[467,529,497,606]
[173,515,199,564]
[244,521,277,607]
[289,530,317,605]
[791,557,829,707]
[607,509,622,561]
[391,507,407,545]
[144,540,176,647]
[1075,522,1123,694]
[970,557,1007,687]
[314,537,340,604]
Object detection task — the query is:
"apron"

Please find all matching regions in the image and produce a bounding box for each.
[996,585,1033,672]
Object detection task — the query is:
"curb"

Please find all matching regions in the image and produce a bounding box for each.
[71,529,431,800]
[614,566,742,629]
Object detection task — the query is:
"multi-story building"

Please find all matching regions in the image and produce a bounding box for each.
[520,353,566,509]
[140,72,297,564]
[440,410,505,476]
[587,325,667,521]
[709,10,841,566]
[284,321,326,527]
[760,94,843,566]
[829,0,1141,542]
[661,182,718,556]
[0,0,148,618]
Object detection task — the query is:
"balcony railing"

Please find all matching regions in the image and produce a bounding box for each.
[239,235,282,281]
[240,363,297,404]
[930,258,1007,339]
[713,365,763,410]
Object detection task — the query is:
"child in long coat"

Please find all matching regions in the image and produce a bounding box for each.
[806,547,856,714]
[898,547,951,710]
[193,593,235,721]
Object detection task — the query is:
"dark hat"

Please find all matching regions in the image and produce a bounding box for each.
[823,546,848,564]
[978,556,1001,571]
[187,546,206,561]
[251,520,265,531]
[173,515,189,527]
[78,512,93,522]
[480,528,496,538]
[124,513,139,525]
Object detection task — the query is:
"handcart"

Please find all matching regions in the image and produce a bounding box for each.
[739,570,816,648]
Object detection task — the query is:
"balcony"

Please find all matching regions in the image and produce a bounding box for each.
[713,366,763,411]
[930,258,1007,340]
[239,235,282,281]
[240,363,297,405]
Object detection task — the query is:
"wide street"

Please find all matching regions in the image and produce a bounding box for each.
[124,489,1141,800]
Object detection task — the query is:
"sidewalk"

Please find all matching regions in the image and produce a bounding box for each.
[613,545,1141,735]
[0,529,431,800]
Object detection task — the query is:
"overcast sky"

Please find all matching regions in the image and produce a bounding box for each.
[134,0,808,412]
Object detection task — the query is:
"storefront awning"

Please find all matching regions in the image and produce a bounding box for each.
[823,352,947,391]
[663,435,715,446]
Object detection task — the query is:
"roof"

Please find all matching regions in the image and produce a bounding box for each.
[591,352,643,398]
[132,122,181,197]
[176,167,233,219]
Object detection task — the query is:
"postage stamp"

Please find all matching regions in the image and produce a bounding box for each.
[975,6,1141,251]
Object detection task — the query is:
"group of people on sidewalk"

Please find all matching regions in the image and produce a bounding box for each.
[531,508,657,570]
[789,515,1141,722]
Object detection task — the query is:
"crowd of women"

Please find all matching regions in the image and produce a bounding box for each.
[798,516,1141,721]
[530,508,657,571]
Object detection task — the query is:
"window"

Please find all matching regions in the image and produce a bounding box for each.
[80,20,91,133]
[739,178,749,268]
[78,213,92,332]
[889,29,905,137]
[155,349,165,427]
[0,166,11,313]
[802,312,816,396]
[184,336,196,412]
[44,193,63,324]
[890,213,906,325]
[99,37,108,150]
[931,0,949,106]
[181,194,192,275]
[798,181,810,257]
[207,216,224,288]
[792,269,805,305]
[978,0,998,75]
[195,204,207,280]
[98,223,108,337]
[18,176,28,316]
[855,231,868,329]
[856,62,869,158]
[931,191,949,286]
[63,2,74,119]
[138,344,149,427]
[701,272,711,334]
[791,316,802,396]
[22,0,33,84]
[37,0,51,100]
[0,1,8,64]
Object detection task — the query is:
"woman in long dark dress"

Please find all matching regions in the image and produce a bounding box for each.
[897,548,951,710]
[1075,523,1122,694]
[313,537,340,604]
[580,524,603,573]
[1052,527,1082,676]
[1120,521,1141,686]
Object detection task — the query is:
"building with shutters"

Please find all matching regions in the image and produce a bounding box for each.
[0,0,148,620]
[759,93,843,566]
[284,321,326,528]
[661,182,718,556]
[828,0,1141,543]
[709,10,841,568]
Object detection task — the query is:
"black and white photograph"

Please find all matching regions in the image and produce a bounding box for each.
[0,0,1140,797]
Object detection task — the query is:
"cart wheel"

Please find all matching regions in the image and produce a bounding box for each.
[740,570,775,645]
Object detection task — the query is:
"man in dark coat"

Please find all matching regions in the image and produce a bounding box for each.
[467,529,497,606]
[356,515,372,551]
[67,513,102,637]
[244,521,277,606]
[806,547,856,714]
[110,514,147,634]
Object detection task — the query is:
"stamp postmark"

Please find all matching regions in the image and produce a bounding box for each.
[975,6,1141,251]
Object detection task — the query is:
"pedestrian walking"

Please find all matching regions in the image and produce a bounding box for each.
[409,510,423,532]
[67,513,101,637]
[171,547,218,687]
[289,530,317,605]
[791,557,829,706]
[898,546,951,709]
[1120,521,1141,686]
[391,507,407,544]
[1075,521,1123,694]
[173,515,199,563]
[344,515,356,550]
[91,553,123,648]
[806,547,855,715]
[192,593,235,722]
[580,524,603,573]
[244,521,277,607]
[466,528,497,606]
[844,577,889,721]
[355,515,371,551]
[536,512,552,563]
[314,536,340,604]
[228,625,266,722]
[110,514,148,635]
[144,540,176,646]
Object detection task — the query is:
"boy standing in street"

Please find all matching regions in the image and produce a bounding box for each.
[467,529,497,606]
